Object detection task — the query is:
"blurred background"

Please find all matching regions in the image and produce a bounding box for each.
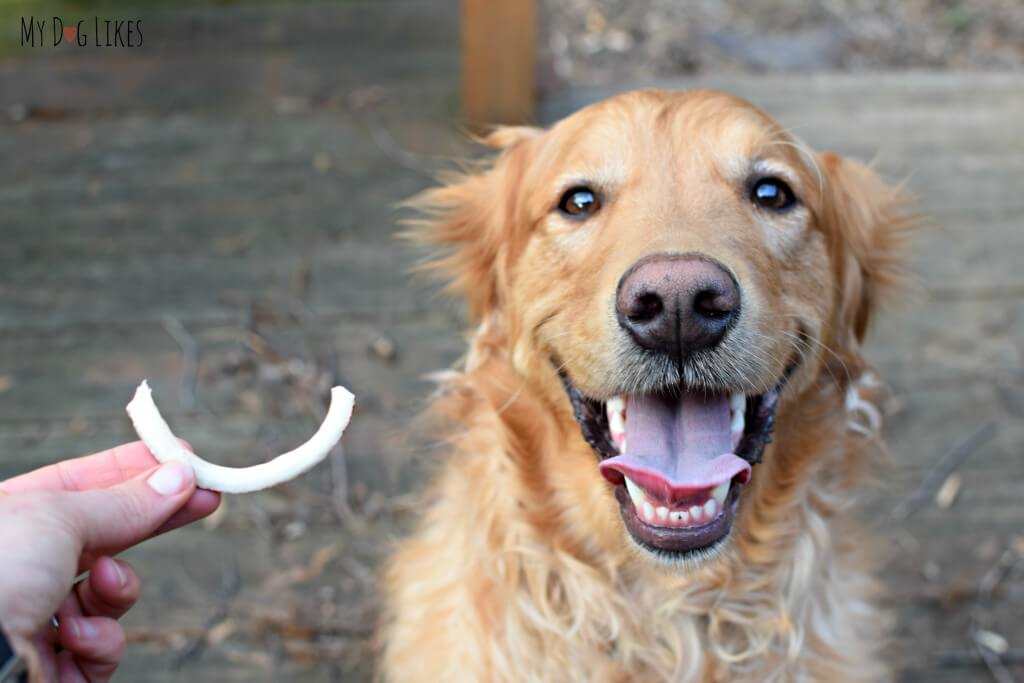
[0,1,1022,681]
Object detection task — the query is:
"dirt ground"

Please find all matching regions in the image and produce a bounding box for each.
[1,1,1022,681]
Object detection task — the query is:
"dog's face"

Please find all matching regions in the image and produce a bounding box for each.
[415,89,909,567]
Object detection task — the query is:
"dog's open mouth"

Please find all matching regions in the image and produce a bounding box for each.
[562,374,787,558]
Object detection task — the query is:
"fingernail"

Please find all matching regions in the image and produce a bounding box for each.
[112,559,128,588]
[72,617,99,640]
[146,462,192,496]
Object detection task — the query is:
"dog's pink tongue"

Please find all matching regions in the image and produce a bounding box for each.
[599,392,751,501]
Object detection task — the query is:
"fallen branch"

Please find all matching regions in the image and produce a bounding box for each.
[969,549,1023,683]
[938,650,1024,667]
[892,421,998,520]
[172,560,243,669]
[161,315,200,410]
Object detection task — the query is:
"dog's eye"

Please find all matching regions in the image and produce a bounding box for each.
[558,187,600,218]
[751,177,797,211]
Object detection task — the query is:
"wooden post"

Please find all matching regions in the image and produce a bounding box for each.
[461,0,536,132]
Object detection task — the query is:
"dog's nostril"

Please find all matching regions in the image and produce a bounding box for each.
[630,292,663,322]
[693,288,733,320]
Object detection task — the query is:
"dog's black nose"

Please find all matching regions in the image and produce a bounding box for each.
[616,254,740,356]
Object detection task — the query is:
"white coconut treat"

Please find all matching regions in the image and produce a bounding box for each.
[126,380,354,493]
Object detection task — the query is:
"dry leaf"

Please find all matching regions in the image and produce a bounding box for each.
[313,152,331,174]
[0,375,13,393]
[307,544,340,578]
[370,335,397,361]
[283,520,308,541]
[266,543,341,590]
[935,473,962,509]
[974,538,1000,561]
[248,604,297,625]
[883,396,905,416]
[937,576,974,611]
[125,626,198,650]
[238,389,263,416]
[67,415,89,435]
[975,629,1009,654]
[211,234,251,256]
[206,619,238,646]
[221,644,274,670]
[283,639,322,665]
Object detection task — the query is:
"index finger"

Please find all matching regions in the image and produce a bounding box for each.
[0,441,158,493]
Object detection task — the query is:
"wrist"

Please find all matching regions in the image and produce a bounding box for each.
[0,625,30,683]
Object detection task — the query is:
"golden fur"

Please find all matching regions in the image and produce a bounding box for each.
[380,89,915,682]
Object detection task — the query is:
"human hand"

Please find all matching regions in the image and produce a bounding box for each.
[0,442,221,682]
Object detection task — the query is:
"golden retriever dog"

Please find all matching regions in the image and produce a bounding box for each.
[381,89,914,682]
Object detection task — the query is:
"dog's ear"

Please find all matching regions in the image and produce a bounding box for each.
[404,126,542,320]
[818,153,917,364]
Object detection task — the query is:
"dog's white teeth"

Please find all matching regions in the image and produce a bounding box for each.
[606,395,628,452]
[607,395,625,416]
[624,476,645,507]
[711,480,730,508]
[688,504,704,523]
[729,393,745,440]
[730,409,745,435]
[609,411,625,437]
[670,509,689,524]
[623,476,727,528]
[642,501,656,523]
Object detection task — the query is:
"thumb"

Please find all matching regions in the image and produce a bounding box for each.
[58,461,197,556]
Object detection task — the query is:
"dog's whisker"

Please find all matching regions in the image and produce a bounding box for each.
[777,323,855,388]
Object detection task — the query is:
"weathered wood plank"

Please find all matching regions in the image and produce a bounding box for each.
[461,0,536,129]
[0,2,458,115]
[0,103,468,328]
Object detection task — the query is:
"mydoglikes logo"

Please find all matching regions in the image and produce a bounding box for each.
[20,16,143,47]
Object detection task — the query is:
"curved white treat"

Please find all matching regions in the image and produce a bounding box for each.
[126,380,354,494]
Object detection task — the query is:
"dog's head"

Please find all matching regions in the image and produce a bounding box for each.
[411,89,912,567]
